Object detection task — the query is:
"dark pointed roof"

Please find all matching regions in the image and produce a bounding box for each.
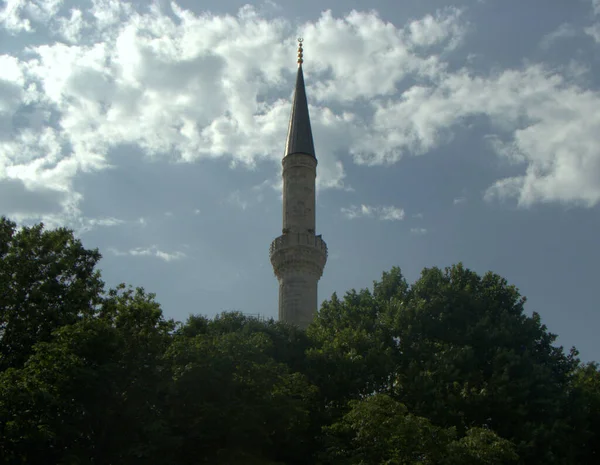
[284,42,315,158]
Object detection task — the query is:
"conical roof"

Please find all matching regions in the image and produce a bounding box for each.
[284,41,315,158]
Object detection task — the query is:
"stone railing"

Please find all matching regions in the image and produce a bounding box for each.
[269,232,328,259]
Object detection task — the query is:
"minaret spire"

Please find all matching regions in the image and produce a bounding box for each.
[284,38,315,158]
[270,38,327,329]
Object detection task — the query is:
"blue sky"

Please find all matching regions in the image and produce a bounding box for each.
[1,0,599,361]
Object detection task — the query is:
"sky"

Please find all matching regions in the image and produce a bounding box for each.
[1,0,599,361]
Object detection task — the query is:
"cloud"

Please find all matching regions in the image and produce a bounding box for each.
[83,216,123,227]
[0,2,469,224]
[305,7,466,102]
[226,180,280,209]
[54,8,88,43]
[586,0,600,42]
[109,245,186,262]
[410,227,428,235]
[75,216,125,235]
[358,65,600,207]
[585,23,600,42]
[341,204,405,221]
[0,0,599,227]
[226,191,250,210]
[540,23,578,49]
[406,7,466,49]
[0,0,62,33]
[453,196,466,205]
[378,206,405,221]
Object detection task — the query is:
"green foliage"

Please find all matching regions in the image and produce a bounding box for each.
[0,217,103,371]
[309,264,585,464]
[306,287,398,405]
[0,286,176,464]
[165,324,317,464]
[322,393,517,465]
[0,219,598,464]
[569,362,600,462]
[388,264,579,464]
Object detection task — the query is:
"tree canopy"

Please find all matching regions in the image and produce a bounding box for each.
[0,216,598,464]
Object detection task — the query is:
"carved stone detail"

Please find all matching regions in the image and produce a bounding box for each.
[269,233,327,279]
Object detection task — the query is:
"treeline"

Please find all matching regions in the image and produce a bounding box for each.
[0,216,598,464]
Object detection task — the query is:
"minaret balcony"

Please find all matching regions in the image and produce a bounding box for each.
[269,232,328,278]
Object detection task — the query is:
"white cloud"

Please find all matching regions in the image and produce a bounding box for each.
[82,216,122,227]
[226,190,251,210]
[54,8,88,43]
[356,65,600,207]
[1,0,600,227]
[379,206,405,221]
[75,216,124,234]
[410,227,428,235]
[304,9,465,103]
[89,0,133,31]
[585,23,600,42]
[227,180,281,209]
[586,0,600,42]
[453,196,466,205]
[406,7,466,49]
[341,204,405,221]
[1,2,466,215]
[540,23,578,49]
[0,54,24,85]
[109,245,186,262]
[0,0,30,33]
[0,0,62,33]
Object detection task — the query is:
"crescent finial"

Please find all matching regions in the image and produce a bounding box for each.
[297,38,304,66]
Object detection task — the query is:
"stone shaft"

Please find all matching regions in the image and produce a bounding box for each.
[270,155,327,328]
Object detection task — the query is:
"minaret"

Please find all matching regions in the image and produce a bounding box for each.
[269,39,327,329]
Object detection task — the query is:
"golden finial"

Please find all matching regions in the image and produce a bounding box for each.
[297,37,304,66]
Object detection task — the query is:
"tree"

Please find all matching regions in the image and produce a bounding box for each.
[321,393,517,465]
[0,217,597,463]
[306,267,408,404]
[198,312,312,374]
[307,289,397,405]
[0,286,176,465]
[569,362,600,463]
[389,264,579,464]
[0,217,104,371]
[165,315,318,464]
[309,264,583,464]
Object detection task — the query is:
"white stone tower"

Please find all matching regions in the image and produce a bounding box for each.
[269,39,327,329]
